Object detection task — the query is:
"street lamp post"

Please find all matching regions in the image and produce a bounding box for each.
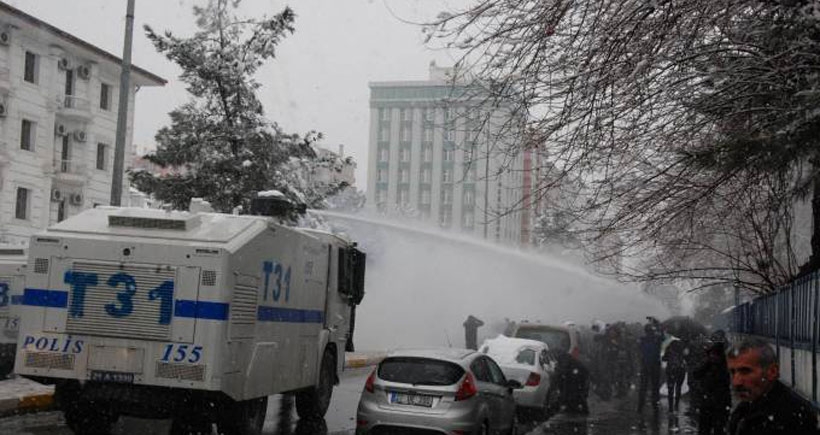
[110,0,136,206]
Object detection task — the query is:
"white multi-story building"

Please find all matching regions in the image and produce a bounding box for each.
[0,2,165,244]
[366,62,524,243]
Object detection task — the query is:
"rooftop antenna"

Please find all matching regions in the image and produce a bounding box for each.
[444,329,452,348]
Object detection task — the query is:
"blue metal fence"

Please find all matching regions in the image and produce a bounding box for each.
[726,271,820,404]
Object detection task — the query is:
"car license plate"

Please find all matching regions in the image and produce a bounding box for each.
[89,370,134,384]
[389,392,434,407]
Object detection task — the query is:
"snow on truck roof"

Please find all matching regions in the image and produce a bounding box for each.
[45,207,268,243]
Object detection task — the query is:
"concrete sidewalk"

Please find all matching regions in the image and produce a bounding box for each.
[0,351,386,417]
[0,377,54,416]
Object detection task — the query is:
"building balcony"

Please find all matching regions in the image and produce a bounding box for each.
[55,95,92,121]
[52,158,87,185]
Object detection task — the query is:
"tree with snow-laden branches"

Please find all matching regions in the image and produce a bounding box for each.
[429,0,820,294]
[131,0,343,215]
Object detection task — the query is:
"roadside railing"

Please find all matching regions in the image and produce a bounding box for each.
[727,270,820,404]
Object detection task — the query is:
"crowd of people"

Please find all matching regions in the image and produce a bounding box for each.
[579,318,819,435]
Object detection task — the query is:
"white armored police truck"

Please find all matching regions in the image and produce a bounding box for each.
[0,245,26,377]
[14,199,366,435]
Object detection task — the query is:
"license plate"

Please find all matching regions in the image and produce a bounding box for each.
[389,392,434,407]
[89,370,134,383]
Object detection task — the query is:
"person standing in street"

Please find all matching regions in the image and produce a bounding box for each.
[637,321,663,412]
[693,340,731,435]
[727,338,819,435]
[662,338,687,412]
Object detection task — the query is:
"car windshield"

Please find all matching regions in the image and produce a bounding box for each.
[515,328,571,354]
[378,357,465,386]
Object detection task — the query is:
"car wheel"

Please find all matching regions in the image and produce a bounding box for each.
[217,396,267,435]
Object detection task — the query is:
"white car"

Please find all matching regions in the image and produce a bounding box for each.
[479,335,556,419]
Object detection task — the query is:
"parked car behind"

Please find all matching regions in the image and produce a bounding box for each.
[356,348,520,434]
[479,335,556,420]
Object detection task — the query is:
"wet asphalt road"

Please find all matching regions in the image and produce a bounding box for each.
[0,369,701,435]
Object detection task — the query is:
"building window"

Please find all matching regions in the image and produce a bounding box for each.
[421,190,431,205]
[444,127,455,143]
[57,200,66,222]
[464,190,474,205]
[100,83,111,110]
[379,108,390,122]
[399,189,409,204]
[423,108,434,123]
[20,119,34,151]
[444,108,452,122]
[442,189,453,205]
[421,168,432,183]
[376,189,386,204]
[378,147,389,163]
[443,148,454,162]
[400,147,411,162]
[24,51,38,84]
[378,125,390,142]
[463,212,474,229]
[400,168,409,183]
[96,143,108,170]
[15,187,29,220]
[400,126,412,143]
[423,127,433,143]
[423,146,433,162]
[377,169,387,183]
[443,169,452,183]
[441,209,452,227]
[401,108,412,122]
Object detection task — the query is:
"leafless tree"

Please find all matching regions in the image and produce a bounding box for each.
[428,0,820,294]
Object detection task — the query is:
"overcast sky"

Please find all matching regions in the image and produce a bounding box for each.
[8,0,467,189]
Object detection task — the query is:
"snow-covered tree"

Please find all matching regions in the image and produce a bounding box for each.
[131,0,335,214]
[429,0,820,293]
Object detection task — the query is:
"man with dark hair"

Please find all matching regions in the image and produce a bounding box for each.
[727,338,819,435]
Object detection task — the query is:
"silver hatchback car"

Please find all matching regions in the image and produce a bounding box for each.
[356,348,520,434]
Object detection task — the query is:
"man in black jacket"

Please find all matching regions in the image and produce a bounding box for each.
[727,338,819,435]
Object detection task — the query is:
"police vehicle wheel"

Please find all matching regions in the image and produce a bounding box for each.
[170,416,212,435]
[295,349,334,419]
[218,396,267,435]
[63,403,116,435]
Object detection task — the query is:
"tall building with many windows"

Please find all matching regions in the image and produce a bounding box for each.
[0,2,165,244]
[366,63,524,244]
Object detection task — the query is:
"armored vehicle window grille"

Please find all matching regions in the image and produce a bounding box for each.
[201,270,217,287]
[156,361,205,381]
[108,215,187,230]
[231,283,257,326]
[34,258,49,274]
[66,261,176,340]
[24,351,75,370]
